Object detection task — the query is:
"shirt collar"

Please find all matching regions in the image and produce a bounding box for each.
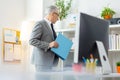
[44,18,52,25]
[44,18,53,33]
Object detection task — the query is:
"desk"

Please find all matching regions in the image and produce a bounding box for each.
[0,71,120,80]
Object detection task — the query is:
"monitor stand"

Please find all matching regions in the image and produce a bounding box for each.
[96,41,112,74]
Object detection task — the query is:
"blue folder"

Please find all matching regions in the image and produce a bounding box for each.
[51,33,73,60]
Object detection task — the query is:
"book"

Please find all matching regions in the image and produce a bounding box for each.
[51,33,73,60]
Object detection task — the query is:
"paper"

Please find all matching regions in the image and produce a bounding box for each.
[4,43,14,61]
[4,29,16,42]
[14,44,21,60]
[51,33,73,60]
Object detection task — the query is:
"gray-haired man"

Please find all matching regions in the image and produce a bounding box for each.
[29,5,59,72]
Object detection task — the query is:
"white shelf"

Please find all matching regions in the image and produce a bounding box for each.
[108,49,120,52]
[109,25,120,32]
[109,24,120,28]
[55,28,75,32]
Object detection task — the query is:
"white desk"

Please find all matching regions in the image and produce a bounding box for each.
[0,71,120,80]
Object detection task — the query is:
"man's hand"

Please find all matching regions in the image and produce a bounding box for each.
[49,41,59,48]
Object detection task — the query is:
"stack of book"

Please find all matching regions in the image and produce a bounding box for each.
[109,34,120,50]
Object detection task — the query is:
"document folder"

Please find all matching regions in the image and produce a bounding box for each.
[51,33,73,60]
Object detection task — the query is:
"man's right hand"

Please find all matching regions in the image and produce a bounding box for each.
[49,41,59,48]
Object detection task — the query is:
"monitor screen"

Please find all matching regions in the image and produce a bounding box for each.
[77,13,109,66]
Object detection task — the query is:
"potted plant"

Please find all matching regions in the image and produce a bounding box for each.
[116,61,120,73]
[55,0,72,20]
[101,7,116,20]
[54,0,72,29]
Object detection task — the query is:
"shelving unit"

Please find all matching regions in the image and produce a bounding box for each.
[108,24,120,73]
[109,24,120,50]
[55,28,76,68]
[55,28,75,32]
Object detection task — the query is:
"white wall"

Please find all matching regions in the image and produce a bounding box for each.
[26,0,55,20]
[0,0,26,28]
[43,0,55,17]
[0,0,26,72]
[26,0,43,20]
[78,0,120,18]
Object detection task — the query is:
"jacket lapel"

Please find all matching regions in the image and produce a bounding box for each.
[42,20,54,40]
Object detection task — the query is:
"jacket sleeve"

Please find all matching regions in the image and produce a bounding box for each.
[29,23,49,52]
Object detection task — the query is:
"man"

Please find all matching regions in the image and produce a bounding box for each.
[29,5,59,72]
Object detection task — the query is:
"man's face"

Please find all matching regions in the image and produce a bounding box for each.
[51,11,59,24]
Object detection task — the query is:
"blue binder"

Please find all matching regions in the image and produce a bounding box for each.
[51,33,73,60]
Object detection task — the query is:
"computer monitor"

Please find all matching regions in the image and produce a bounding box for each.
[77,13,109,66]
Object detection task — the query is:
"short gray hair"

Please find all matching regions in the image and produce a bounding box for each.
[45,5,58,15]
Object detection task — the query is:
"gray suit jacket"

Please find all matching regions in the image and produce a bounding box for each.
[29,20,59,68]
